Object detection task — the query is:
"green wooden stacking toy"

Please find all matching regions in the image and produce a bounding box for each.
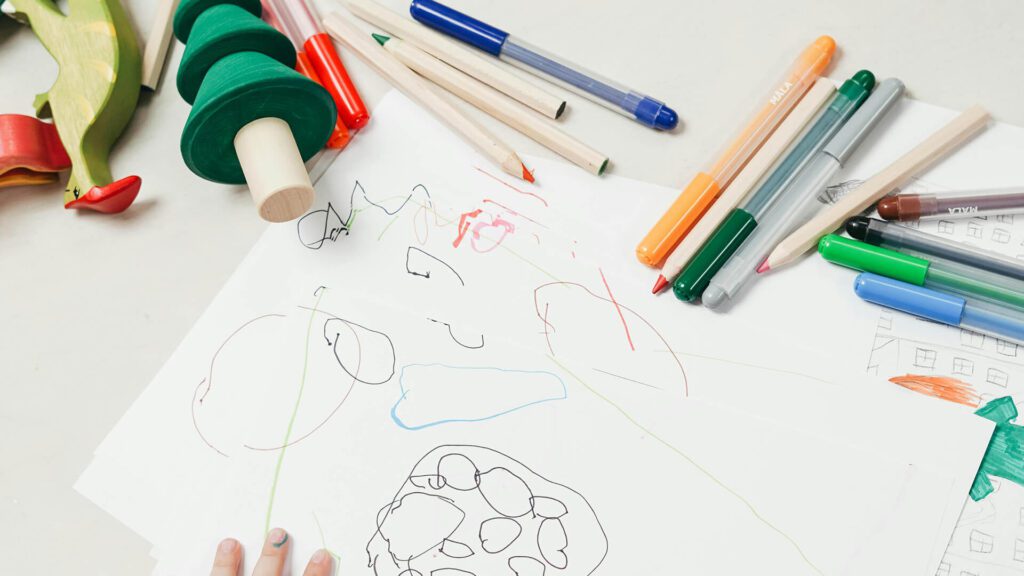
[173,0,337,222]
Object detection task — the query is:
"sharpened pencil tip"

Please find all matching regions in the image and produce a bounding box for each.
[756,260,770,274]
[652,275,669,294]
[522,164,535,183]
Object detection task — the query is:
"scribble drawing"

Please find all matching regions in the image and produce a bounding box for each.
[888,375,980,408]
[533,280,688,397]
[366,445,607,575]
[192,314,287,457]
[192,300,400,456]
[970,397,1024,502]
[390,365,567,430]
[298,202,346,249]
[428,318,484,350]
[969,529,995,553]
[453,208,516,252]
[324,316,396,386]
[406,247,466,286]
[297,181,433,248]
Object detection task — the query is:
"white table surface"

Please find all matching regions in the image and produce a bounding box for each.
[1,1,1022,573]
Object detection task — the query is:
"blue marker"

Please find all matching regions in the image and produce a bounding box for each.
[854,273,1024,345]
[409,0,679,130]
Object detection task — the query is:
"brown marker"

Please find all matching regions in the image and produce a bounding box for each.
[878,187,1024,221]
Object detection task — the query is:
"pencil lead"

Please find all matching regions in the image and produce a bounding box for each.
[372,33,391,46]
[652,275,669,294]
[756,259,770,274]
[522,163,535,183]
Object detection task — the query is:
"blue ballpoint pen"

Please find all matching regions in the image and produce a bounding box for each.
[409,0,679,130]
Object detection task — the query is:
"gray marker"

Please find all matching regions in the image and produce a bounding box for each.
[703,78,906,310]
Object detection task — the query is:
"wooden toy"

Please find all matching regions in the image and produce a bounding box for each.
[0,114,71,188]
[141,0,179,90]
[173,0,337,222]
[6,0,143,213]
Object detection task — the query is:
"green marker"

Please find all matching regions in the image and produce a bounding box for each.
[819,234,1024,310]
[673,70,875,302]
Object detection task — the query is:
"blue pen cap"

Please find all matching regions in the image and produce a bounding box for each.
[410,0,509,56]
[631,95,679,131]
[854,272,966,325]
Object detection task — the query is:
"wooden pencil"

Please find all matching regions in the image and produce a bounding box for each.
[343,0,565,119]
[141,0,178,90]
[762,105,990,271]
[377,34,607,175]
[653,77,836,293]
[324,12,534,183]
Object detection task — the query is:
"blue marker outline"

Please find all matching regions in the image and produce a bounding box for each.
[391,363,568,430]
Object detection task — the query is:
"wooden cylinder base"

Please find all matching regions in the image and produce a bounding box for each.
[234,117,314,222]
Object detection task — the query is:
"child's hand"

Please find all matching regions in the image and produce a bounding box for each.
[209,528,333,576]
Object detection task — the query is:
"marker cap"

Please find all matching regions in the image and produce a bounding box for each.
[854,273,966,325]
[410,0,509,56]
[824,78,905,165]
[818,234,930,285]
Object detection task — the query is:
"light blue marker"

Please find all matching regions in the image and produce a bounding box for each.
[854,273,1024,344]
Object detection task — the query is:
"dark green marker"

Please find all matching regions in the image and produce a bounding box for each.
[673,70,876,302]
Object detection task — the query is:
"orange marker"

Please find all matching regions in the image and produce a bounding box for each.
[636,36,836,267]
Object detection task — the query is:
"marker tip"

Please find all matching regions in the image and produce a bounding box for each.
[652,275,669,294]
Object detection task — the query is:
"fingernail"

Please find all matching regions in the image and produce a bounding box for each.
[218,539,238,555]
[268,528,288,548]
[311,549,330,564]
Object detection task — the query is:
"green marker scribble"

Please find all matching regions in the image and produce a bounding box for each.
[547,355,823,575]
[971,396,1024,501]
[264,288,326,535]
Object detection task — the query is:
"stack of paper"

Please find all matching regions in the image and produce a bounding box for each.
[77,92,1013,575]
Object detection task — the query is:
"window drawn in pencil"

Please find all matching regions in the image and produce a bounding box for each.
[877,312,893,331]
[937,220,956,235]
[993,228,1012,244]
[967,221,984,239]
[968,529,994,553]
[1015,538,1024,562]
[953,358,975,376]
[935,561,950,576]
[914,348,937,369]
[960,330,986,349]
[997,340,1019,357]
[998,214,1015,225]
[986,368,1009,388]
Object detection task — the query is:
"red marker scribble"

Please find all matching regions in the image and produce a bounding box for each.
[889,374,980,407]
[533,281,688,397]
[599,268,635,352]
[453,208,516,252]
[475,166,549,207]
[453,209,483,248]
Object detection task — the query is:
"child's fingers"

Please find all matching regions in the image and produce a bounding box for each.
[251,528,290,576]
[301,549,334,576]
[209,538,242,576]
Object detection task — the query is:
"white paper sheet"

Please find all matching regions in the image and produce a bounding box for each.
[76,92,994,576]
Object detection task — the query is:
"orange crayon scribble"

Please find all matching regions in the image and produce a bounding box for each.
[889,374,981,408]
